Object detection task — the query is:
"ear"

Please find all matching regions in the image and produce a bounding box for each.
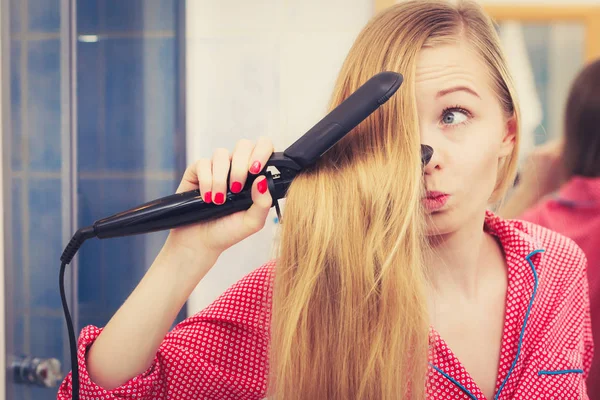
[499,115,517,157]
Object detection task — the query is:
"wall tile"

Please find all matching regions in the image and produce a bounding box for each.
[8,314,30,397]
[29,314,64,400]
[11,177,25,309]
[104,0,175,32]
[77,239,104,309]
[142,179,175,265]
[28,0,61,33]
[77,179,104,308]
[98,178,145,215]
[78,312,112,330]
[102,39,144,172]
[29,314,64,359]
[143,38,176,172]
[77,177,105,226]
[28,178,62,309]
[10,382,29,400]
[27,39,62,172]
[11,40,22,170]
[13,313,26,356]
[104,38,176,172]
[104,236,147,312]
[30,386,55,399]
[9,0,21,35]
[76,0,100,33]
[76,40,103,172]
[97,179,147,311]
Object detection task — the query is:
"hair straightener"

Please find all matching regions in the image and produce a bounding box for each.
[58,71,434,400]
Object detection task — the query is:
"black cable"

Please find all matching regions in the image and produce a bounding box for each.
[60,261,79,400]
[59,226,94,400]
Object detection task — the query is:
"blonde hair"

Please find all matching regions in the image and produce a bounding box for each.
[269,1,520,399]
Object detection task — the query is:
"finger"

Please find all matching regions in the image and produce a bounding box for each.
[212,148,231,205]
[241,175,272,235]
[196,158,213,203]
[177,162,201,194]
[230,139,255,194]
[248,136,274,175]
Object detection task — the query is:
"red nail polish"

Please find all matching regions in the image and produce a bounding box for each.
[214,192,225,204]
[257,178,268,194]
[231,181,242,193]
[204,191,212,203]
[250,161,262,174]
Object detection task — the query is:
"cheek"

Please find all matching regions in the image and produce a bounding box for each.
[453,130,503,193]
[459,155,498,197]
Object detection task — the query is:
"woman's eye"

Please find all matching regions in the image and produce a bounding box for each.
[441,109,469,125]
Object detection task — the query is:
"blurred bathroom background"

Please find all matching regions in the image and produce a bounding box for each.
[1,1,186,398]
[0,0,596,398]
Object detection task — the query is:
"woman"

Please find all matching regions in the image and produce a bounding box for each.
[501,58,600,399]
[58,1,593,399]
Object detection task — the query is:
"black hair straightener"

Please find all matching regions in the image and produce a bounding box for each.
[59,71,433,400]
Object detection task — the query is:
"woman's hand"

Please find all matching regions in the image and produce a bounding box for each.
[499,138,564,219]
[518,137,564,196]
[164,136,275,270]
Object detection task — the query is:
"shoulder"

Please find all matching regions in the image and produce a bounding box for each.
[193,261,276,331]
[518,219,586,269]
[504,216,588,286]
[487,210,587,281]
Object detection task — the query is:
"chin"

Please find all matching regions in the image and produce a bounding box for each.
[424,208,460,237]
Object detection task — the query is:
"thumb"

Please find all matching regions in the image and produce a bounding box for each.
[240,176,272,236]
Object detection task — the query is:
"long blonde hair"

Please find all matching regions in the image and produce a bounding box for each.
[269,1,520,399]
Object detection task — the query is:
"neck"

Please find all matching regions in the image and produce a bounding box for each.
[425,211,497,300]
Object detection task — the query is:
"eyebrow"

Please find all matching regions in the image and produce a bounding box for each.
[436,86,481,99]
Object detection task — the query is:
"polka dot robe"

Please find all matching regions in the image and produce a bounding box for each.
[57,211,593,399]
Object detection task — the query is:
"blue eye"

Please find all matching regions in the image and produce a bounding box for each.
[441,108,470,126]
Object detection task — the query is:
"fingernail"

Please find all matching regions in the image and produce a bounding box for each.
[214,193,225,204]
[250,161,262,174]
[257,178,268,194]
[204,191,212,203]
[231,181,242,194]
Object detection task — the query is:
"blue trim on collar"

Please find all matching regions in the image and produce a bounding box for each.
[494,249,545,399]
[538,369,583,376]
[430,362,478,400]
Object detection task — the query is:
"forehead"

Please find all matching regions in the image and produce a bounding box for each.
[415,41,492,95]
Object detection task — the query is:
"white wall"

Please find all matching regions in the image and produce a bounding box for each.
[185,0,373,314]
